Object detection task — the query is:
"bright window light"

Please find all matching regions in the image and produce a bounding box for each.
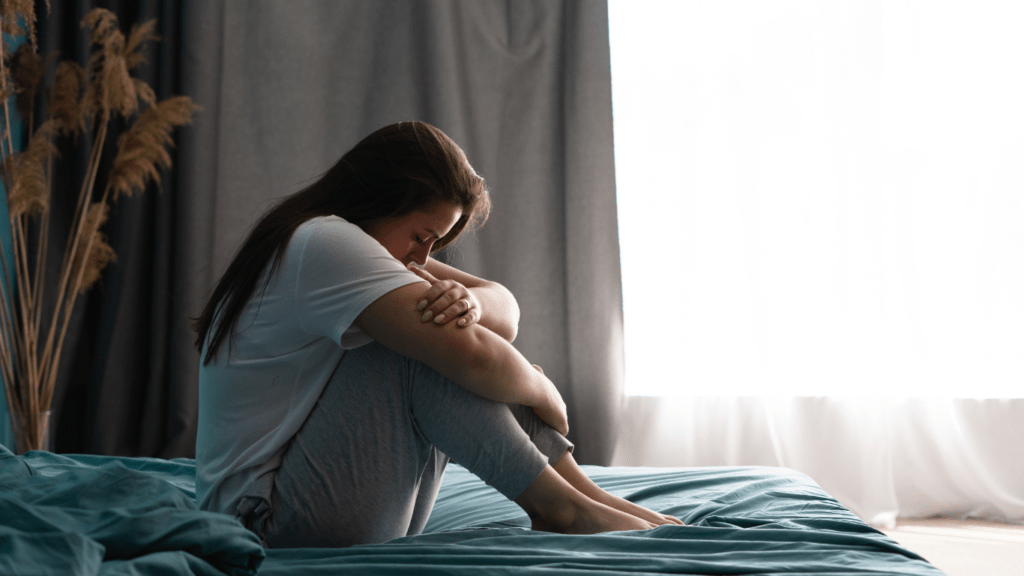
[609,1,1024,397]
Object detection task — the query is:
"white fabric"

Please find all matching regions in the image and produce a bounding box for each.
[610,1,1024,398]
[607,0,1024,528]
[196,215,422,515]
[613,396,1024,528]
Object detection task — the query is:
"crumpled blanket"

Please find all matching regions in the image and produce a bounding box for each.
[0,445,264,576]
[0,445,947,576]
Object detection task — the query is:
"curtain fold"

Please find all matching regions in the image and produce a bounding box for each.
[22,0,194,457]
[614,397,1024,527]
[177,0,622,463]
[607,1,1024,527]
[3,0,620,460]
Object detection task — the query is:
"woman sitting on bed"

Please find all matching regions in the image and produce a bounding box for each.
[189,121,683,548]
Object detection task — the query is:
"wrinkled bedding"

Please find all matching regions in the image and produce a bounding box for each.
[0,446,263,576]
[0,444,945,575]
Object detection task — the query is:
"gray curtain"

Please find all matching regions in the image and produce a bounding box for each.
[34,0,193,458]
[178,0,623,464]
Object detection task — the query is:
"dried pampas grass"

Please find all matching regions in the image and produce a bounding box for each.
[48,61,87,138]
[81,11,160,120]
[0,1,38,45]
[3,120,56,218]
[0,5,198,453]
[9,42,42,122]
[69,201,116,295]
[108,96,199,202]
[124,20,159,72]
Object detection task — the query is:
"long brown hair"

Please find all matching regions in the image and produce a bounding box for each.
[189,121,490,366]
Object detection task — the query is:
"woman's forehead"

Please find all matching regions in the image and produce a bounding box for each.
[413,203,462,234]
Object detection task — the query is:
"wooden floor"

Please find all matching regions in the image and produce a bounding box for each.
[880,518,1024,576]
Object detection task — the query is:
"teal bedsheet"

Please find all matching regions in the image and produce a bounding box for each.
[0,444,946,575]
[0,445,263,576]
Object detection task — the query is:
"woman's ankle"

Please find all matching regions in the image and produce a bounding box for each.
[551,451,612,504]
[549,454,682,526]
[514,465,585,532]
[513,465,656,534]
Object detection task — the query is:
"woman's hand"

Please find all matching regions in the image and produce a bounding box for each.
[529,364,569,436]
[408,265,482,328]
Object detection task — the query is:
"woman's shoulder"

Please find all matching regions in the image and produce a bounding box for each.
[294,215,361,241]
[293,215,382,260]
[299,214,347,230]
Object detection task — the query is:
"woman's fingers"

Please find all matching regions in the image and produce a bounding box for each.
[438,296,471,319]
[409,263,481,326]
[416,280,453,314]
[455,306,480,327]
[416,282,453,318]
[408,264,482,326]
[421,291,456,322]
[418,285,480,326]
[407,262,438,280]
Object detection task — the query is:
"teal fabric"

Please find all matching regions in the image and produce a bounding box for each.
[262,464,941,576]
[0,443,945,575]
[0,445,265,576]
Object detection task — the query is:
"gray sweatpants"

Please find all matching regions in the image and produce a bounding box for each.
[253,341,574,548]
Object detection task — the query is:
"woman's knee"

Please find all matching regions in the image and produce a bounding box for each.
[506,403,575,466]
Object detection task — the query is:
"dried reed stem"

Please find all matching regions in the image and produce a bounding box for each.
[0,0,59,452]
[43,191,112,409]
[0,214,18,403]
[31,156,51,381]
[0,16,36,428]
[0,274,20,412]
[37,116,107,404]
[2,6,195,452]
[3,122,58,421]
[13,217,36,414]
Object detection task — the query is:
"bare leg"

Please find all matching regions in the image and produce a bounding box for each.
[514,465,656,534]
[551,451,685,526]
[525,364,683,527]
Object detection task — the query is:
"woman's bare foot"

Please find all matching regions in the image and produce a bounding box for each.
[551,451,685,526]
[520,368,685,529]
[589,491,685,526]
[532,497,656,535]
[516,466,656,534]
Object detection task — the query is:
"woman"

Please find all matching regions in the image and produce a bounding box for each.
[190,121,682,548]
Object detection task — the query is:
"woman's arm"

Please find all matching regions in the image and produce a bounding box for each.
[353,281,567,435]
[415,257,520,342]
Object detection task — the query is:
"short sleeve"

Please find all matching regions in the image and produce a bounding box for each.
[294,217,423,347]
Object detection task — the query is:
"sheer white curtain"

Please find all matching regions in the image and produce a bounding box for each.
[609,0,1024,527]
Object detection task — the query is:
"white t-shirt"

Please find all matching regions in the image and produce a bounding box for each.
[196,215,423,516]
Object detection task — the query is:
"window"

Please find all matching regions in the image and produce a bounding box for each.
[610,1,1024,397]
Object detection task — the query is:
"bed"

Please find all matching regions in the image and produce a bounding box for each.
[0,442,946,575]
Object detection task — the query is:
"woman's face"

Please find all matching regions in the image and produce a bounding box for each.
[365,203,463,267]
